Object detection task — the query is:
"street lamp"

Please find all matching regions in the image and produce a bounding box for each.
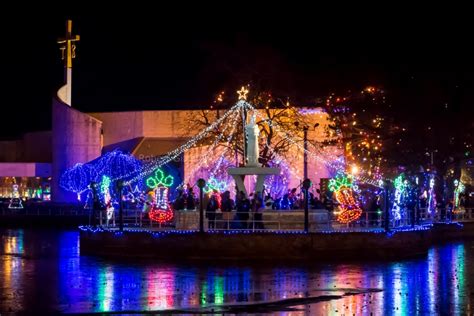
[294,122,319,180]
[116,180,124,232]
[302,178,312,232]
[197,178,206,233]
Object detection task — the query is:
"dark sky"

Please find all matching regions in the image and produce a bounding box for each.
[0,8,472,139]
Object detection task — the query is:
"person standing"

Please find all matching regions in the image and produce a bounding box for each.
[221,191,235,230]
[253,192,264,230]
[206,193,219,229]
[173,189,186,211]
[186,187,195,210]
[236,191,251,229]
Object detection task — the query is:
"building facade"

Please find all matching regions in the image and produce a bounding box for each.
[0,95,340,202]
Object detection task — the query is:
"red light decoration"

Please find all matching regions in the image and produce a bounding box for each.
[148,186,174,224]
[149,208,174,223]
[329,173,363,224]
[334,188,363,223]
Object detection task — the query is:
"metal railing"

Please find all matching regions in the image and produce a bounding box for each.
[3,204,474,232]
[0,206,89,217]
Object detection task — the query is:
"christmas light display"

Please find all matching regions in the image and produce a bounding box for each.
[263,160,292,199]
[8,184,23,209]
[237,86,249,100]
[61,150,142,211]
[146,168,174,189]
[250,103,384,188]
[100,176,114,221]
[204,177,228,193]
[43,185,51,201]
[428,177,436,214]
[391,174,408,221]
[250,103,388,188]
[119,101,245,185]
[60,98,386,225]
[35,188,43,199]
[60,150,142,200]
[147,168,175,223]
[177,108,241,191]
[100,175,111,195]
[79,222,434,236]
[328,173,363,223]
[60,163,96,194]
[453,179,465,214]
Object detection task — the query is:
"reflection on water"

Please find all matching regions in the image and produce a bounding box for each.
[0,228,473,314]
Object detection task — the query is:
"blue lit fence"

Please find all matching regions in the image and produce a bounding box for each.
[83,207,474,233]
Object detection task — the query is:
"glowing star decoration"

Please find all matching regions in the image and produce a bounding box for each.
[428,177,436,214]
[391,174,408,221]
[8,184,23,209]
[328,173,362,223]
[146,168,174,223]
[236,86,249,100]
[453,180,465,214]
[204,177,228,193]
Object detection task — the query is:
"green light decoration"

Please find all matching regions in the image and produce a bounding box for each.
[214,276,224,305]
[328,173,353,192]
[391,173,407,221]
[453,179,465,213]
[146,168,174,189]
[203,177,227,193]
[393,173,407,191]
[100,175,111,195]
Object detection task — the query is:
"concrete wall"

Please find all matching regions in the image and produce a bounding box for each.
[52,98,102,202]
[141,110,190,138]
[88,111,144,147]
[88,110,195,146]
[23,131,51,163]
[0,163,51,177]
[0,131,51,163]
[0,140,22,162]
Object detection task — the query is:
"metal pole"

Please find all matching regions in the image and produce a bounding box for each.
[384,181,390,232]
[303,126,308,180]
[304,189,309,232]
[242,104,247,166]
[118,180,124,232]
[303,179,312,233]
[197,179,206,233]
[199,188,204,232]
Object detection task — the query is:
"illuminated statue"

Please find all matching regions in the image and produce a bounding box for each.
[245,113,260,167]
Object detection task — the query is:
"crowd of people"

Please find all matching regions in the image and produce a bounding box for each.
[167,185,332,229]
[172,188,264,229]
[89,178,474,229]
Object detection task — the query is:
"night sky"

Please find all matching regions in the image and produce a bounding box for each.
[0,8,472,139]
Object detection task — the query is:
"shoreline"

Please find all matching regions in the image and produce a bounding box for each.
[78,222,474,261]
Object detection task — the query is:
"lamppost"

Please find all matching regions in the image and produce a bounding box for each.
[294,123,319,181]
[116,180,124,232]
[383,180,391,232]
[303,178,312,232]
[197,178,206,233]
[303,126,308,180]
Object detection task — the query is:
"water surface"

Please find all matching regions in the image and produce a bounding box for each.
[0,228,473,314]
